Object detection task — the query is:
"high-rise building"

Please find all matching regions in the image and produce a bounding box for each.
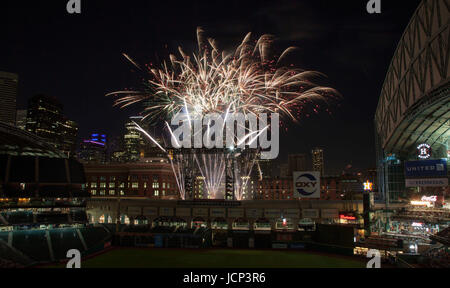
[60,118,78,157]
[0,71,18,125]
[124,121,144,162]
[78,133,107,163]
[15,109,27,130]
[26,94,78,157]
[288,154,307,176]
[312,147,325,176]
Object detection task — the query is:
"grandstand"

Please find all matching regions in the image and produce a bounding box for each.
[0,226,111,264]
[0,123,107,265]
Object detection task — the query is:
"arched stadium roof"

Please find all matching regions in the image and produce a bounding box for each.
[375,0,449,155]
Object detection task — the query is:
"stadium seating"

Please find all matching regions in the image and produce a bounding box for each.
[79,226,110,248]
[0,226,112,263]
[49,229,85,260]
[0,232,9,243]
[11,230,51,262]
[0,239,33,267]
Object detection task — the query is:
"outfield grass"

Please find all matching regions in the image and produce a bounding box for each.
[50,249,367,268]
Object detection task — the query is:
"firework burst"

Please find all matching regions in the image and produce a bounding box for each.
[108,27,338,123]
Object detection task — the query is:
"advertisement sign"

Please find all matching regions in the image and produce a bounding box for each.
[293,171,321,198]
[406,178,448,187]
[405,159,447,178]
[405,159,448,187]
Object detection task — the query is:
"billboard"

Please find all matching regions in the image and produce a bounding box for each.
[405,159,448,187]
[293,171,321,199]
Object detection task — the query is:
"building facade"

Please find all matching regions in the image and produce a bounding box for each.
[84,158,179,200]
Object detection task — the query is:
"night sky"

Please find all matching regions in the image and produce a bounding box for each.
[0,0,422,175]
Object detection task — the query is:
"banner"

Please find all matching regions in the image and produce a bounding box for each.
[406,178,448,187]
[293,171,321,198]
[405,159,447,178]
[405,159,448,187]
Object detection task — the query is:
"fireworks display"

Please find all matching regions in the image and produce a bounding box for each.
[108,27,338,123]
[108,27,338,200]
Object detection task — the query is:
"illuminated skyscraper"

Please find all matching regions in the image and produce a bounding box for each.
[312,147,325,176]
[0,71,18,125]
[124,120,144,162]
[26,94,78,157]
[78,133,107,163]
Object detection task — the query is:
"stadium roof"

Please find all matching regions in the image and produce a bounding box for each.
[375,0,449,154]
